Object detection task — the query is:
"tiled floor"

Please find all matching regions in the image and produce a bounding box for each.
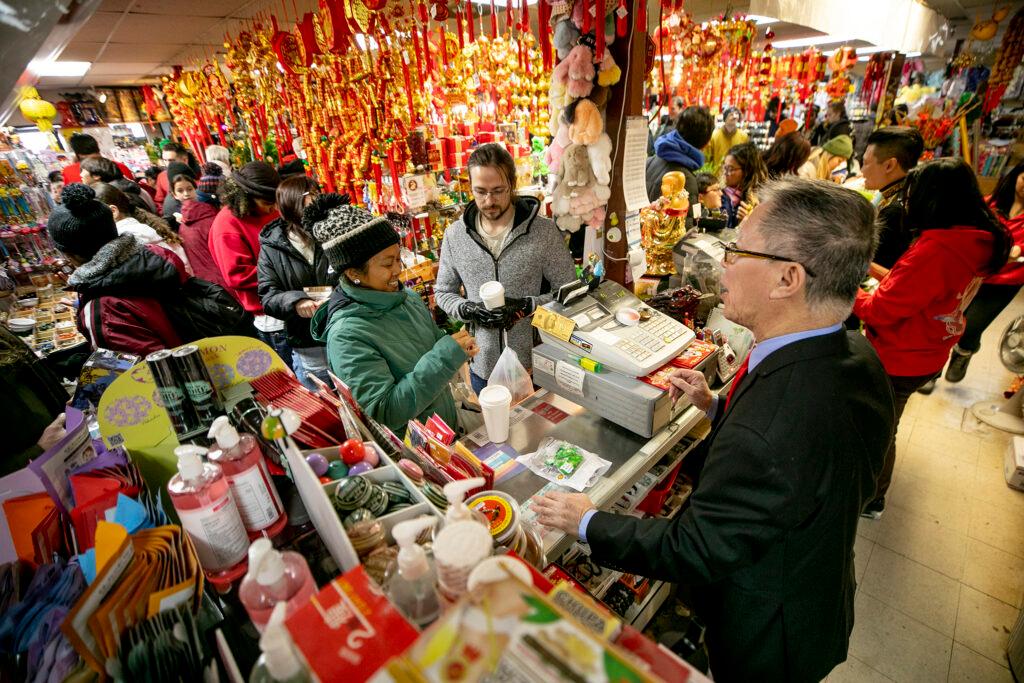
[827,291,1024,683]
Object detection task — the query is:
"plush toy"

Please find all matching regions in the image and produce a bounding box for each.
[587,132,613,185]
[569,1,617,45]
[545,122,571,174]
[567,98,603,145]
[561,144,595,188]
[596,51,621,87]
[569,186,603,216]
[553,18,581,60]
[584,204,606,229]
[556,213,584,232]
[563,45,595,99]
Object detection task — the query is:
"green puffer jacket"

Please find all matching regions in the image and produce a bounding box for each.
[311,280,468,435]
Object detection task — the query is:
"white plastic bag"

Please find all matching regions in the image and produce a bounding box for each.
[487,346,533,405]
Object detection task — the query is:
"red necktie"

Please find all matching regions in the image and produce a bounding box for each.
[724,353,751,410]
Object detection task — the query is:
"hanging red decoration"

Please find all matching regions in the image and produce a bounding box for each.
[582,0,592,35]
[636,0,645,35]
[616,0,627,37]
[490,0,497,38]
[465,0,475,41]
[595,0,606,61]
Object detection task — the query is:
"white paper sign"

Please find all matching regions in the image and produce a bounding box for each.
[401,174,428,208]
[623,117,651,211]
[554,360,586,397]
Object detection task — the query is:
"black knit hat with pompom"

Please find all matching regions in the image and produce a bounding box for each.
[303,193,397,272]
[197,162,223,195]
[48,183,118,259]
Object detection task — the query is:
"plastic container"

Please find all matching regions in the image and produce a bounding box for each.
[478,385,512,443]
[466,490,545,568]
[208,416,287,539]
[433,520,493,600]
[239,538,317,632]
[167,445,249,585]
[249,603,312,683]
[386,516,441,628]
[479,281,505,310]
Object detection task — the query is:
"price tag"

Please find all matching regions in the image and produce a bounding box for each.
[532,306,577,343]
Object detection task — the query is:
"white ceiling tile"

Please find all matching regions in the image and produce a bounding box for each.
[72,11,124,42]
[128,0,260,17]
[59,42,104,61]
[86,62,162,75]
[98,43,192,62]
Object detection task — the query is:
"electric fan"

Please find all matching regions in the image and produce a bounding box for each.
[972,315,1024,434]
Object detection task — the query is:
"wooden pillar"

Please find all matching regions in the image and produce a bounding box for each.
[602,0,648,286]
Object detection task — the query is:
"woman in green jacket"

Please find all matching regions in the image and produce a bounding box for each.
[308,197,477,434]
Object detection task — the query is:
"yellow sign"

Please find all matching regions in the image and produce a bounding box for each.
[531,306,576,343]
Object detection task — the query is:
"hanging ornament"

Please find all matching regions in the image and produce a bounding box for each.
[18,87,56,132]
[429,0,448,20]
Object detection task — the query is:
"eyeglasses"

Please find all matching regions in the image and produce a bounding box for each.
[473,186,510,199]
[722,165,741,174]
[721,241,816,277]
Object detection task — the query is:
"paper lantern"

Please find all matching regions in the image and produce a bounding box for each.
[19,87,57,132]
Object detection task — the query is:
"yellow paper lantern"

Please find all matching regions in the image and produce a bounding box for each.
[19,87,57,132]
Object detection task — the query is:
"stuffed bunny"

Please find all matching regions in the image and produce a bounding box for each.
[567,98,603,145]
[587,133,613,185]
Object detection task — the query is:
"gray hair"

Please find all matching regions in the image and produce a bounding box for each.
[755,178,877,315]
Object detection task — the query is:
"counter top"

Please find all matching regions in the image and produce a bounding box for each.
[463,388,710,561]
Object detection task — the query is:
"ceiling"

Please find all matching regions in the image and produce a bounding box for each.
[28,0,1024,90]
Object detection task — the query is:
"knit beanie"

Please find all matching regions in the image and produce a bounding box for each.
[197,162,223,195]
[822,134,853,159]
[305,194,399,272]
[231,161,280,202]
[48,184,118,259]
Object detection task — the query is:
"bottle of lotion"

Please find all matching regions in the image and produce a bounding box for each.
[240,538,317,632]
[167,445,250,584]
[207,416,287,539]
[387,516,442,627]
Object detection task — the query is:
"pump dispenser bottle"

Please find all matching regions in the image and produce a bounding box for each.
[249,602,311,683]
[167,445,250,584]
[386,516,441,627]
[240,538,317,632]
[444,478,489,525]
[207,416,287,539]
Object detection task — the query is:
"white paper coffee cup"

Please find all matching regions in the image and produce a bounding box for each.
[479,281,505,310]
[478,384,512,443]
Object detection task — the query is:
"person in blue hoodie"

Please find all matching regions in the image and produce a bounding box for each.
[645,106,715,234]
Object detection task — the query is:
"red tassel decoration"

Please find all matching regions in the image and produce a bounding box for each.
[490,0,497,38]
[595,0,605,60]
[616,0,626,37]
[582,0,591,35]
[456,9,464,49]
[401,51,416,122]
[538,0,552,69]
[438,25,448,66]
[505,0,512,33]
[636,0,646,33]
[466,0,475,41]
[521,0,529,34]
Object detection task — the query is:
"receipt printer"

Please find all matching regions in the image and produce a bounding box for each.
[532,343,691,438]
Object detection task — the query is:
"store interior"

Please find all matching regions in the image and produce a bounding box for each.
[1,0,1023,681]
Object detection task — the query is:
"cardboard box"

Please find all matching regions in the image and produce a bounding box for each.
[430,123,452,138]
[449,135,473,153]
[476,131,504,144]
[1005,436,1024,491]
[446,150,471,168]
[507,142,530,159]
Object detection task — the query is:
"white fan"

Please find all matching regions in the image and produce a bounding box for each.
[972,315,1024,434]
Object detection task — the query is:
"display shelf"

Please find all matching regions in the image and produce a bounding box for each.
[626,579,675,630]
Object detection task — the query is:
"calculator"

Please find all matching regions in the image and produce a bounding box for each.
[537,280,695,376]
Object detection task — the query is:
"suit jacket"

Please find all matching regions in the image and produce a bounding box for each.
[587,330,894,682]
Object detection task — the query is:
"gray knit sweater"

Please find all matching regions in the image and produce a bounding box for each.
[435,197,577,379]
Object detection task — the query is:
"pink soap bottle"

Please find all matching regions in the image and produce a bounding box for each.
[207,416,287,540]
[167,445,250,585]
[239,538,317,632]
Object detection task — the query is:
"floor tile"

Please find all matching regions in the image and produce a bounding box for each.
[970,464,1024,515]
[874,504,968,580]
[885,472,972,535]
[854,534,874,584]
[962,539,1024,609]
[858,516,882,542]
[896,444,976,492]
[849,592,952,682]
[909,423,981,466]
[954,585,1017,667]
[826,654,894,682]
[860,546,961,637]
[968,498,1024,559]
[948,643,1014,683]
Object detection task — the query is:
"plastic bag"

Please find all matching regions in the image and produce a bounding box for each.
[516,438,611,492]
[487,346,533,405]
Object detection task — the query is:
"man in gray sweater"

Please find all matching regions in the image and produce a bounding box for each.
[435,144,577,394]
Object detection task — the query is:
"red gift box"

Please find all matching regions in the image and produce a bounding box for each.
[456,121,479,136]
[431,123,452,138]
[285,566,418,682]
[507,142,530,159]
[450,135,473,152]
[476,131,504,144]
[446,150,471,168]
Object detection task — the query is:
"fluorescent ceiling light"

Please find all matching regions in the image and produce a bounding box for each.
[906,51,921,57]
[745,15,779,25]
[28,60,90,77]
[771,35,857,49]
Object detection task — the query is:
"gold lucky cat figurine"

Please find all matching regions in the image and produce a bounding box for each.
[641,171,690,275]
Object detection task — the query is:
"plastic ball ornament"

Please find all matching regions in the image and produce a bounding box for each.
[306,452,330,477]
[327,460,350,480]
[348,461,374,476]
[363,447,380,467]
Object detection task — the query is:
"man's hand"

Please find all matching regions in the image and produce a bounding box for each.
[497,297,534,330]
[668,368,713,412]
[531,491,596,537]
[458,301,505,328]
[37,413,66,451]
[295,298,322,318]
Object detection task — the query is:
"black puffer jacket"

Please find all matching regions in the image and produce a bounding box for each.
[257,217,338,348]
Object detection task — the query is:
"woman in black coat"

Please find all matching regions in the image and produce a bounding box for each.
[257,176,343,390]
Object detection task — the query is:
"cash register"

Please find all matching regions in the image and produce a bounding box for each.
[531,281,700,437]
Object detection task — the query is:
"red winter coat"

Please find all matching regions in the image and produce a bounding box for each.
[63,159,134,185]
[154,170,169,213]
[179,200,229,289]
[208,206,280,314]
[68,234,187,357]
[985,202,1024,286]
[854,227,997,377]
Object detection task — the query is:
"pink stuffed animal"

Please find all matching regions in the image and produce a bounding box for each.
[564,45,595,98]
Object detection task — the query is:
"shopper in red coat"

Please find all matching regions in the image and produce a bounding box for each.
[944,162,1024,382]
[180,200,227,288]
[48,184,186,357]
[62,133,134,186]
[854,158,1011,518]
[207,162,291,363]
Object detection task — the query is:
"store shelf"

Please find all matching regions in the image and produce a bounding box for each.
[626,579,674,631]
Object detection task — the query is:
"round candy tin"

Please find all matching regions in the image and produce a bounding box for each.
[466,491,520,546]
[333,476,372,512]
[343,507,375,530]
[397,458,424,484]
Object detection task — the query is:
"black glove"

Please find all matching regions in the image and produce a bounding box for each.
[458,301,505,328]
[497,297,535,330]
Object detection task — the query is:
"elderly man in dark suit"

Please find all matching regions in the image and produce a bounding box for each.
[533,178,895,683]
